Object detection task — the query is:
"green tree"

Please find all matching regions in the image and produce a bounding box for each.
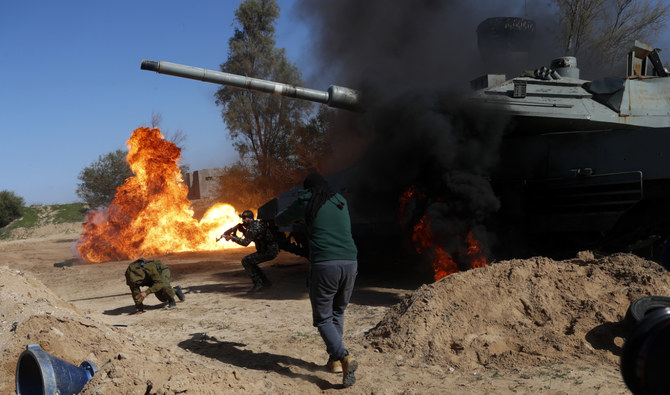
[216,106,333,212]
[215,0,312,200]
[76,149,133,208]
[290,105,333,175]
[0,190,24,228]
[216,164,270,211]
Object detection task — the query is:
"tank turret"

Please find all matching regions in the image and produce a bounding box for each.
[470,40,670,132]
[140,60,360,111]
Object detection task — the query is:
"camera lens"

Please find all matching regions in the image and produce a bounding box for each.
[621,307,670,394]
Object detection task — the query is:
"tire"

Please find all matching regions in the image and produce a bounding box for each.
[625,296,670,325]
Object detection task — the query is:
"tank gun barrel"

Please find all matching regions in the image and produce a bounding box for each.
[141,60,360,111]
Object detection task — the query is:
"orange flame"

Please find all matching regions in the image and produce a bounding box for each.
[401,186,488,281]
[412,215,459,280]
[465,230,487,269]
[76,127,246,263]
[397,185,425,223]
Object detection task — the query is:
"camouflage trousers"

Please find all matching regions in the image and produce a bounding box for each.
[242,250,277,285]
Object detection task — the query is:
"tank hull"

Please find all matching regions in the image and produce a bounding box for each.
[493,126,670,257]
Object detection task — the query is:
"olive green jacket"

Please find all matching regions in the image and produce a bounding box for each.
[125,259,175,305]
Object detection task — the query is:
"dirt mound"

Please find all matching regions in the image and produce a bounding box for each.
[0,225,655,393]
[4,222,82,241]
[366,252,670,371]
[0,266,248,394]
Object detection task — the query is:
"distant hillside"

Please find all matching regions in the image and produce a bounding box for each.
[0,203,86,240]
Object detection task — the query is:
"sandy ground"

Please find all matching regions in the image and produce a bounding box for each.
[1,223,667,394]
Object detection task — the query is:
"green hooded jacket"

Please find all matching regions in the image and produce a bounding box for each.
[275,190,357,263]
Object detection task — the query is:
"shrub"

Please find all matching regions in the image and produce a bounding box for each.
[0,190,25,228]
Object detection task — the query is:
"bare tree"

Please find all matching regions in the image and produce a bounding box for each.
[165,129,187,152]
[150,111,163,128]
[553,0,668,68]
[146,111,187,152]
[555,0,603,55]
[145,111,190,175]
[596,0,669,61]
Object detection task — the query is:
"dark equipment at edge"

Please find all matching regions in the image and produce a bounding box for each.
[621,297,670,394]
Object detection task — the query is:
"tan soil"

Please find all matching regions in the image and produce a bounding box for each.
[1,223,666,394]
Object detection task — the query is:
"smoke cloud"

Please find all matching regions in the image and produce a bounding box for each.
[292,0,561,263]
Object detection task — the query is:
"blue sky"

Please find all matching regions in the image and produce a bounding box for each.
[0,0,312,205]
[2,1,670,206]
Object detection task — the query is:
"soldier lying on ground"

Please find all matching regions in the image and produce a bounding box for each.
[125,258,185,314]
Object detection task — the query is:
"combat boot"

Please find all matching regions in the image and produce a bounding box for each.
[167,298,177,308]
[259,272,273,289]
[174,285,186,302]
[326,358,343,373]
[248,272,267,292]
[249,280,266,292]
[341,354,358,387]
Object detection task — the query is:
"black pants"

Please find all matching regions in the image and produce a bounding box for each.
[242,250,277,284]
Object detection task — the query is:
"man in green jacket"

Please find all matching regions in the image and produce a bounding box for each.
[275,173,359,387]
[125,258,185,314]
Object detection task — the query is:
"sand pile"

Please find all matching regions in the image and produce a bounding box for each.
[366,252,670,372]
[0,266,250,395]
[3,222,82,241]
[2,243,666,394]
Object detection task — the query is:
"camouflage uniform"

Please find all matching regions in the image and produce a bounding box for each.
[228,219,279,289]
[125,258,178,312]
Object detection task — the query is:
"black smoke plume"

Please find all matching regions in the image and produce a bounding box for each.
[292,0,558,269]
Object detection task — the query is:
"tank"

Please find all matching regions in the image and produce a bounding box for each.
[469,39,670,257]
[140,39,670,259]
